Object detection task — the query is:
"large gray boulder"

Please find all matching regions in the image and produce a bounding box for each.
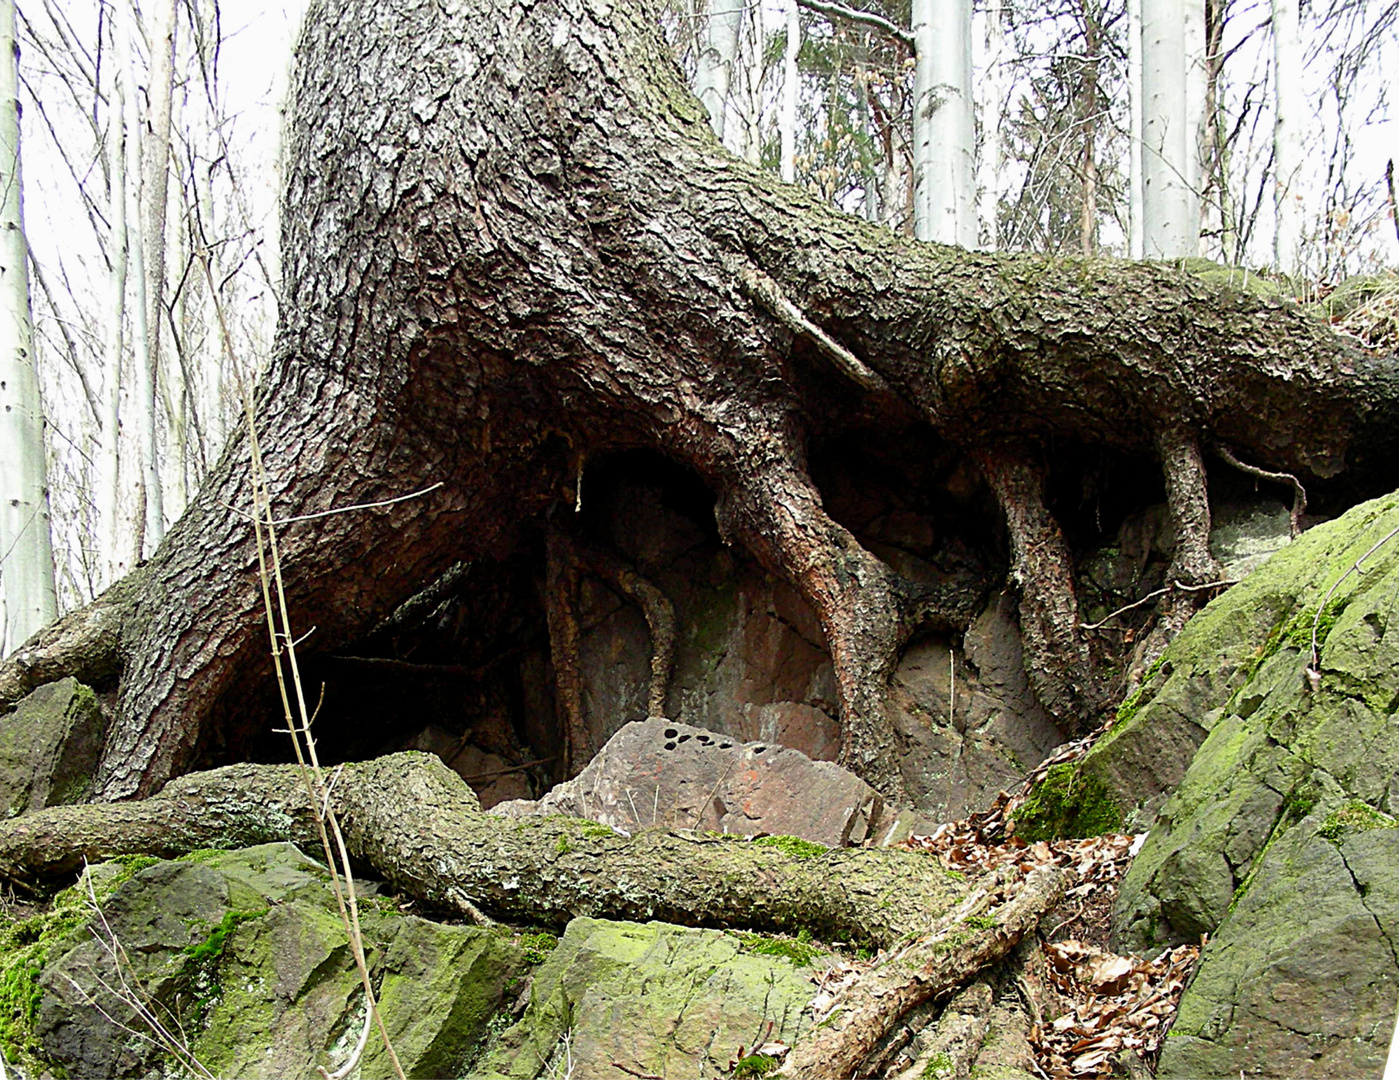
[475,916,819,1079]
[30,843,527,1079]
[1028,490,1399,1077]
[490,717,890,846]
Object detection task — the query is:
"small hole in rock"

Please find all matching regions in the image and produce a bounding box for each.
[753,745,766,754]
[664,728,678,738]
[678,734,692,743]
[719,742,732,750]
[664,742,677,751]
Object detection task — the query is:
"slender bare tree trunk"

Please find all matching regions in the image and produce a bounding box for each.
[98,15,130,587]
[119,6,156,566]
[975,0,1003,250]
[0,0,57,654]
[1141,0,1199,257]
[781,0,799,184]
[694,0,744,143]
[143,0,177,535]
[1184,0,1206,236]
[1271,0,1302,274]
[1128,0,1144,258]
[1080,0,1100,257]
[912,0,975,246]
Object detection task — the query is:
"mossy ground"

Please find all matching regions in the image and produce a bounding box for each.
[1011,763,1122,841]
[752,835,828,859]
[732,927,821,966]
[733,1052,778,1077]
[1319,801,1398,841]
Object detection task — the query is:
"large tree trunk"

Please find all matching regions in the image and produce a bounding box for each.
[1,0,1395,803]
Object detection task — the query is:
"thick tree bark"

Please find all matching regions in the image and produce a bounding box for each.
[1,0,1395,804]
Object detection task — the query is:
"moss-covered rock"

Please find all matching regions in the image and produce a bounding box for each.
[1076,490,1399,1077]
[1010,762,1121,841]
[0,677,107,816]
[475,916,819,1079]
[22,842,528,1079]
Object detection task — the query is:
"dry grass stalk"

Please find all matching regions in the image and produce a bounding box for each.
[201,251,407,1080]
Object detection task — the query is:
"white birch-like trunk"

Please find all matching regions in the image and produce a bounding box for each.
[780,0,798,184]
[121,6,158,564]
[1183,0,1206,203]
[1272,0,1302,274]
[140,0,176,547]
[1128,0,1144,258]
[98,26,130,587]
[0,0,57,654]
[693,0,744,142]
[974,0,1003,250]
[911,0,975,246]
[1140,0,1198,257]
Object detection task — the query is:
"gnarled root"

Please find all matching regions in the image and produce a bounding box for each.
[0,752,964,949]
[976,448,1105,729]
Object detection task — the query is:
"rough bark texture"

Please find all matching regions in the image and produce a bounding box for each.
[1,0,1395,802]
[0,751,962,950]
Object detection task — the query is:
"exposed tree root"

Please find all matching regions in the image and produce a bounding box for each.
[0,574,136,711]
[0,752,967,949]
[545,515,678,775]
[579,546,676,720]
[545,520,589,776]
[780,866,1067,1079]
[976,448,1103,729]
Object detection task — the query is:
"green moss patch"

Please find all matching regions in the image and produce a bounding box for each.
[1319,801,1398,842]
[733,929,821,966]
[752,835,829,859]
[734,1052,778,1077]
[0,857,158,1072]
[1011,763,1122,841]
[519,931,559,965]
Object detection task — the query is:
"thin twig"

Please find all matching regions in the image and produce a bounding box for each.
[1308,524,1399,673]
[217,482,444,527]
[1215,445,1307,535]
[795,0,915,47]
[1080,579,1238,630]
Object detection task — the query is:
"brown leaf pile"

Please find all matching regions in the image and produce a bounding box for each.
[1036,940,1199,1076]
[899,827,1199,1079]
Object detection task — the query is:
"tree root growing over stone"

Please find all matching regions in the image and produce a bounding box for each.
[0,751,1067,1075]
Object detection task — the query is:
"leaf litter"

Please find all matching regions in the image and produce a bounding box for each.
[898,822,1201,1078]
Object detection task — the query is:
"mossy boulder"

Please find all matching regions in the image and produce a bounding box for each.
[0,677,107,816]
[475,916,819,1079]
[24,842,527,1079]
[1065,490,1399,1076]
[1176,257,1289,300]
